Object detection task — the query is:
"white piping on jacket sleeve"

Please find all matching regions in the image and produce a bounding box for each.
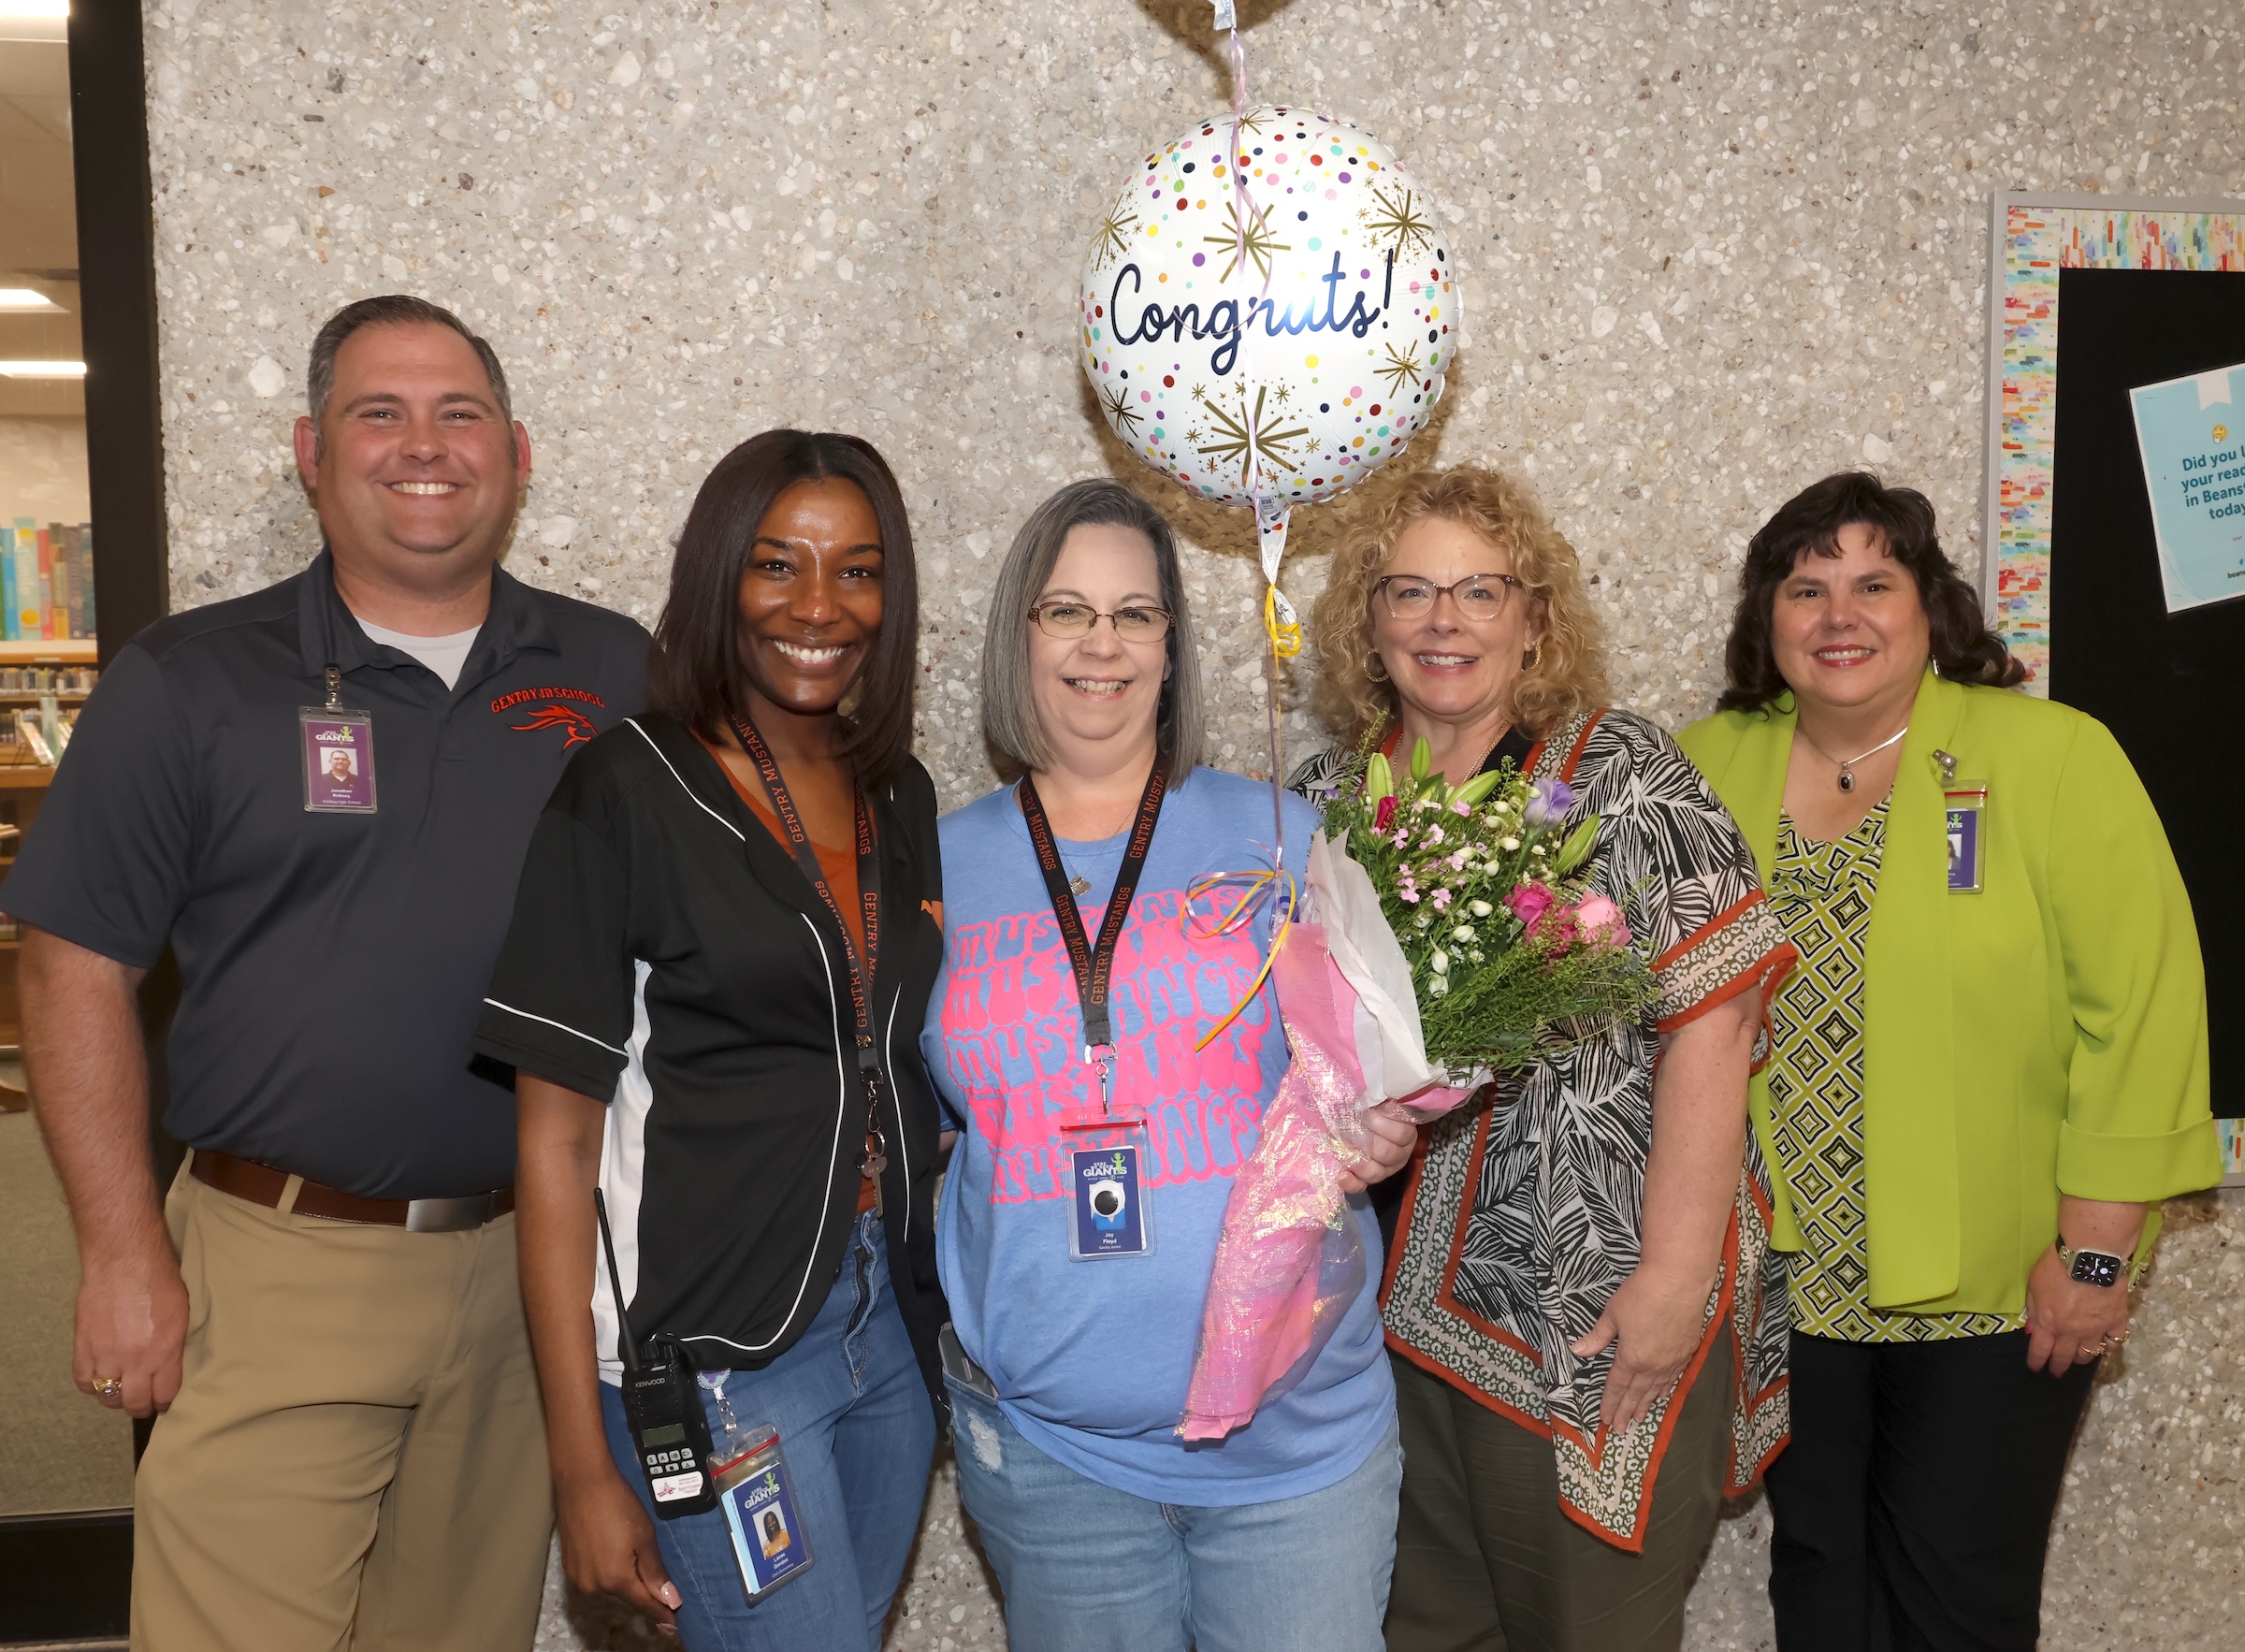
[482,997,630,1058]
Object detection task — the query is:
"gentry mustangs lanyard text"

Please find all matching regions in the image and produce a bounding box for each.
[729,714,889,1203]
[1016,762,1167,1122]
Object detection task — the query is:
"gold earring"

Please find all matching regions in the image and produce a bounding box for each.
[1365,652,1390,682]
[1521,642,1543,671]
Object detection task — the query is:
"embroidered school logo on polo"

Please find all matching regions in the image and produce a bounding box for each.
[491,686,607,749]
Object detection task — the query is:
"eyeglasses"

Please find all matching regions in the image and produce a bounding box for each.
[1028,601,1174,642]
[1374,572,1525,622]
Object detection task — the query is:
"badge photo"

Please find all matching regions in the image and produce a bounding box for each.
[711,1427,815,1601]
[300,708,378,814]
[1069,1140,1152,1260]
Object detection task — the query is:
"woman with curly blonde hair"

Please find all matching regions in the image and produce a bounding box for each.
[1290,465,1796,1652]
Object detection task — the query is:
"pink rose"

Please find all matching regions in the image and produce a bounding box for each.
[1505,882,1555,927]
[1576,894,1629,947]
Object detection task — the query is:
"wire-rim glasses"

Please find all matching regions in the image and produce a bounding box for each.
[1028,601,1174,642]
[1374,572,1525,622]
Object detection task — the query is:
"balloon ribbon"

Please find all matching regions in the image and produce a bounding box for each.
[1185,866,1296,1050]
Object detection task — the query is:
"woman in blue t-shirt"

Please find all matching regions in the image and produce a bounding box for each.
[920,479,1416,1652]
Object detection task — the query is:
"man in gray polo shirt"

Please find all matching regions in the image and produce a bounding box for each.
[7,296,648,1651]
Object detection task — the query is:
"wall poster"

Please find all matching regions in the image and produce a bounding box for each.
[2127,359,2245,613]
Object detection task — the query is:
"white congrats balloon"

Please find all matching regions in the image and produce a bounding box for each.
[1079,107,1457,528]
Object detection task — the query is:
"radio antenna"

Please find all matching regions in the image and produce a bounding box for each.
[593,1189,641,1377]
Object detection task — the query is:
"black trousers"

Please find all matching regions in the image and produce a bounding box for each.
[1764,1330,2096,1652]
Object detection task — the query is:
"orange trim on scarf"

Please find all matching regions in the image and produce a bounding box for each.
[1554,708,1606,784]
[1384,1334,1557,1441]
[1649,888,1769,973]
[1655,940,1800,1036]
[1388,1223,1747,1556]
[1378,1133,1434,1303]
[1428,1101,1550,1367]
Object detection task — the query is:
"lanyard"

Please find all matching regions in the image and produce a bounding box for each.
[728,715,887,1173]
[1017,763,1167,1085]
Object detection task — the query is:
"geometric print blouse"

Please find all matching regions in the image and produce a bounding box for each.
[1765,802,2020,1342]
[1375,708,1799,1551]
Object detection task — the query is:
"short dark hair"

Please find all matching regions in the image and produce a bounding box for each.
[647,430,920,789]
[980,479,1205,781]
[1716,471,2025,713]
[306,295,513,434]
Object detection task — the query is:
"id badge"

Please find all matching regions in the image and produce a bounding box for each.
[1067,1130,1153,1261]
[711,1426,814,1601]
[1944,785,1987,893]
[300,707,377,813]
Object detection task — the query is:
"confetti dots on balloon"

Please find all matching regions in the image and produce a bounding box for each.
[1079,106,1456,514]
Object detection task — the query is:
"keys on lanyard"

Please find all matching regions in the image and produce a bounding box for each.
[729,714,889,1213]
[1016,762,1167,1127]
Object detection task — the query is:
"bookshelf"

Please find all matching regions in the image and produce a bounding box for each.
[0,639,94,664]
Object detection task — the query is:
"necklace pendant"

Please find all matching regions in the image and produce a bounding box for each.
[1837,767,1855,793]
[1068,874,1092,896]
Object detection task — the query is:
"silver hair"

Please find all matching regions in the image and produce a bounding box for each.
[980,479,1205,783]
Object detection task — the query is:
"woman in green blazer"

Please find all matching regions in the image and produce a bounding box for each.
[1678,472,2219,1652]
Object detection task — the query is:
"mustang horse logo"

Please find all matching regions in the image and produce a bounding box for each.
[510,703,599,748]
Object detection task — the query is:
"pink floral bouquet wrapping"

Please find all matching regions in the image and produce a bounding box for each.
[1181,739,1657,1440]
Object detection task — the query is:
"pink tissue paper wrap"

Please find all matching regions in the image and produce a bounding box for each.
[1180,921,1473,1440]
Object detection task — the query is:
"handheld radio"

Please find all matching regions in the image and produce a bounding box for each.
[595,1188,718,1518]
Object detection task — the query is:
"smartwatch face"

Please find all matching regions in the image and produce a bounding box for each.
[2071,1250,2124,1288]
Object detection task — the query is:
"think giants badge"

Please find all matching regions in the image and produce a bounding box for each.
[301,710,377,813]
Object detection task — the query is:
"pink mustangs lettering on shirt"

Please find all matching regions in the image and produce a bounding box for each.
[936,886,1276,1204]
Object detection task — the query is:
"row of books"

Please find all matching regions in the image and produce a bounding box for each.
[0,665,94,693]
[4,520,95,642]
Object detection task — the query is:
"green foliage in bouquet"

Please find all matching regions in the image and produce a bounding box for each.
[1318,734,1658,1076]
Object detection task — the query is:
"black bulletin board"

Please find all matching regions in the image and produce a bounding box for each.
[2048,267,2245,1118]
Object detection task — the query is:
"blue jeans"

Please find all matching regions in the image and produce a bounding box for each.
[601,1212,935,1652]
[946,1371,1402,1652]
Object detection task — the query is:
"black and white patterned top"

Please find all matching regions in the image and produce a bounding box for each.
[1296,708,1796,1551]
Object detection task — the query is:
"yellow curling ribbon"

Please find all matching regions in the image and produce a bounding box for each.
[1183,866,1296,1050]
[1264,585,1303,659]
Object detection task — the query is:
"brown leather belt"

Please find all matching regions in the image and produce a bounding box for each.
[190,1150,514,1233]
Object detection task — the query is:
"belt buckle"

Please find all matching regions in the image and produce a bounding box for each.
[405,1194,493,1233]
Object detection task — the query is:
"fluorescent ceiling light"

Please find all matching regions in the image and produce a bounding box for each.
[0,289,62,312]
[0,360,84,378]
[0,4,70,19]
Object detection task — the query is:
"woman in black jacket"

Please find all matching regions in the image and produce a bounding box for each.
[476,430,947,1650]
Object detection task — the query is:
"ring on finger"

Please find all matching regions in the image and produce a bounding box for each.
[92,1375,123,1400]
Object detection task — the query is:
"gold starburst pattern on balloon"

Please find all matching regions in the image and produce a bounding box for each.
[1361,185,1434,257]
[1092,206,1140,266]
[1204,198,1290,283]
[1099,383,1145,437]
[1376,342,1423,398]
[1192,383,1310,485]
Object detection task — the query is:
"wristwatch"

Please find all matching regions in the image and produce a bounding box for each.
[2056,1236,2133,1289]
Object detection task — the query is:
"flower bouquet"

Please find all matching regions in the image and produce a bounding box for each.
[1180,738,1657,1440]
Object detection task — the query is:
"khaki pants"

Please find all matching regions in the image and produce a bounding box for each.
[1385,1333,1734,1652]
[132,1160,553,1652]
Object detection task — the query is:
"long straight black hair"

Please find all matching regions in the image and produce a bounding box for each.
[648,430,920,787]
[1716,471,2024,713]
